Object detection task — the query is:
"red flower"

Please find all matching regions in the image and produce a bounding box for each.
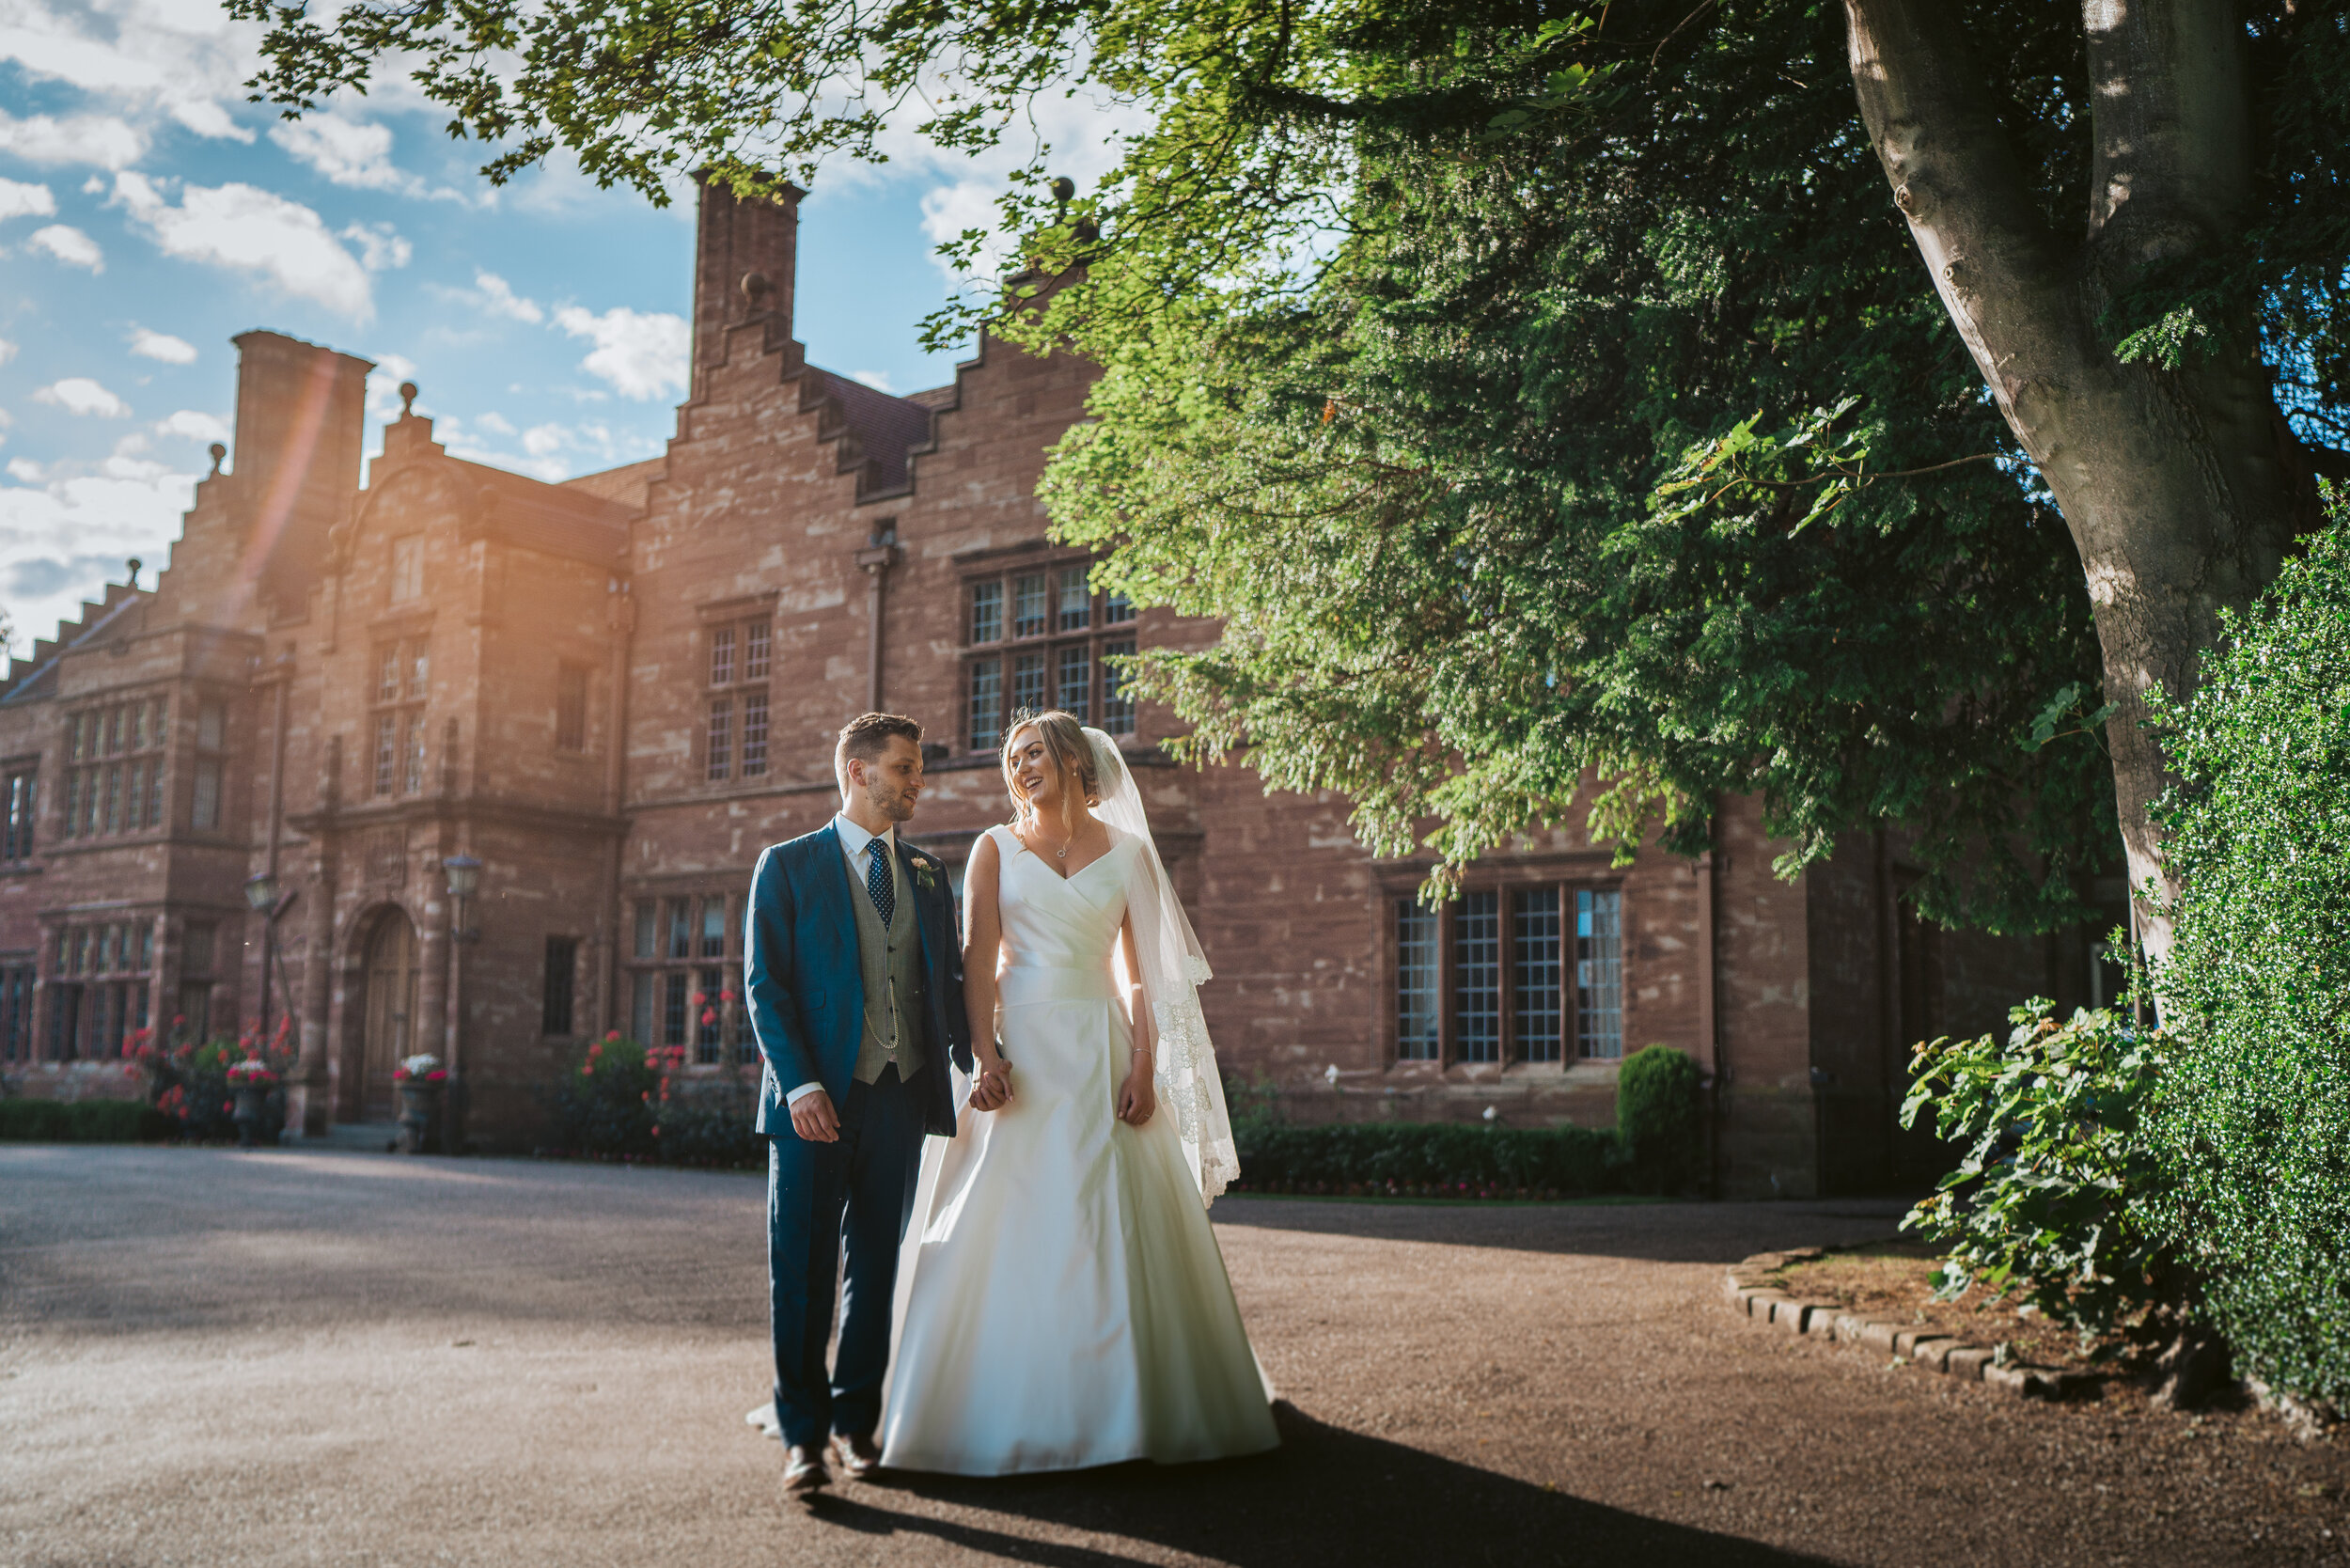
[171,1013,185,1026]
[604,1030,621,1043]
[699,1009,716,1027]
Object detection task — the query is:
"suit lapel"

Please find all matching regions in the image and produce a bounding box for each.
[896,839,942,981]
[812,823,855,937]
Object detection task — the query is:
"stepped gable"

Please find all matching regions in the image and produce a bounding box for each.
[0,582,149,706]
[808,369,934,498]
[446,457,634,566]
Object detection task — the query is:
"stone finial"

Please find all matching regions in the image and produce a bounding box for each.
[208,442,226,475]
[741,271,772,311]
[399,382,418,418]
[126,557,141,589]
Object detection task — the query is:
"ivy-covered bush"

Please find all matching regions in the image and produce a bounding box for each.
[2148,507,2350,1406]
[1900,998,2170,1342]
[1230,1121,1627,1199]
[1617,1044,1703,1192]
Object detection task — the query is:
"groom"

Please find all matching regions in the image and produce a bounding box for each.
[744,712,971,1502]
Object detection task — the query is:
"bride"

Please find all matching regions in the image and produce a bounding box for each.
[876,711,1279,1475]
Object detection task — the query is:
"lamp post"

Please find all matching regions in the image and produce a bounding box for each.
[439,855,481,1152]
[243,871,296,1055]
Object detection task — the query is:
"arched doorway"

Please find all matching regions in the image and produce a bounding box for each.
[359,908,419,1121]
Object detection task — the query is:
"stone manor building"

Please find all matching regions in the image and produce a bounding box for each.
[0,180,2102,1197]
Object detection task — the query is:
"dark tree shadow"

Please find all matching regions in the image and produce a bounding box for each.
[813,1404,1831,1567]
[1207,1195,1919,1265]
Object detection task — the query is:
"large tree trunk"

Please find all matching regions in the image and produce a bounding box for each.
[1842,0,2312,964]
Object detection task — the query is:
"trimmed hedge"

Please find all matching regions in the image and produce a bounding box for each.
[0,1098,177,1143]
[1230,1121,1628,1199]
[1618,1044,1703,1192]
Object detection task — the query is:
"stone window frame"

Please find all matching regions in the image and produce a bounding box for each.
[624,889,751,1068]
[555,663,591,754]
[697,599,776,786]
[59,690,170,843]
[542,933,581,1037]
[368,637,431,799]
[46,914,153,1061]
[0,756,37,864]
[1377,864,1627,1071]
[960,548,1139,754]
[0,957,33,1063]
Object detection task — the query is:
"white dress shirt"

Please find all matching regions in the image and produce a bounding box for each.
[785,813,897,1106]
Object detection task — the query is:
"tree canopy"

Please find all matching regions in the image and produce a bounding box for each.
[236,0,2350,933]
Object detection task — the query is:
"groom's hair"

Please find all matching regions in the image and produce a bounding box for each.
[836,712,924,785]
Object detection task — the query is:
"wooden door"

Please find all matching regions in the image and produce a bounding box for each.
[360,911,418,1121]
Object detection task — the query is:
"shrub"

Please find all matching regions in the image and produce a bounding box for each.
[541,1033,764,1168]
[541,1034,666,1159]
[0,1098,177,1142]
[1900,998,2169,1343]
[2147,505,2350,1406]
[1616,1044,1702,1192]
[133,1027,296,1145]
[1230,1121,1627,1198]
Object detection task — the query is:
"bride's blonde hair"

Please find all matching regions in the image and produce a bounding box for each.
[1000,710,1100,834]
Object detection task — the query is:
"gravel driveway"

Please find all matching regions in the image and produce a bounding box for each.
[3,1144,2344,1566]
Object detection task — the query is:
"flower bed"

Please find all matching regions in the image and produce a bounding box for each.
[1769,1241,2123,1372]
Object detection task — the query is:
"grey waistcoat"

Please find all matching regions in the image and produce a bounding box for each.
[847,839,928,1084]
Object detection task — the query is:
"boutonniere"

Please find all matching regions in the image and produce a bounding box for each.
[910,855,942,892]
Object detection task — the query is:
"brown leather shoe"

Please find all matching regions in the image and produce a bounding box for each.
[832,1432,881,1481]
[782,1443,830,1503]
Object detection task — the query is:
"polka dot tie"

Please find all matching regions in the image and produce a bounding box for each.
[865,839,895,928]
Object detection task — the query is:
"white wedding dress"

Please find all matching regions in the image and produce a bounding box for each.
[876,823,1279,1475]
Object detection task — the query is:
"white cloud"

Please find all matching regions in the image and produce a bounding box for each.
[269,113,428,195]
[35,378,130,417]
[0,338,15,367]
[110,172,372,319]
[475,411,517,436]
[0,463,200,654]
[0,109,145,168]
[155,409,229,444]
[0,178,55,222]
[470,271,542,323]
[919,179,1017,283]
[7,459,41,483]
[554,306,689,400]
[129,326,197,364]
[340,221,412,272]
[848,368,896,392]
[0,0,259,155]
[28,223,102,271]
[523,423,564,457]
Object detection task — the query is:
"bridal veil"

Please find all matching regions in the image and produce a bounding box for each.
[1082,726,1241,1202]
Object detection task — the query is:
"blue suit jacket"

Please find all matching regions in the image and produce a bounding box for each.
[743,823,971,1138]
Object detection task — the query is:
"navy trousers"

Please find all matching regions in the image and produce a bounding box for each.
[767,1064,927,1450]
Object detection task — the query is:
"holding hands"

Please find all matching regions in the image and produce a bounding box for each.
[970,1051,1015,1113]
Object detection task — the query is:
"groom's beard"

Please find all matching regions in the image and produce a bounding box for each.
[868,778,919,823]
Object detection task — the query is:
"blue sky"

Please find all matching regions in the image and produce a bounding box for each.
[0,0,1133,655]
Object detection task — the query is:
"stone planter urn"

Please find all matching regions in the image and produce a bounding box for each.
[231,1084,270,1149]
[396,1082,442,1154]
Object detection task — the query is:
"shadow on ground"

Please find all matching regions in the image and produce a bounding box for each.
[819,1405,1830,1568]
[1208,1195,1919,1263]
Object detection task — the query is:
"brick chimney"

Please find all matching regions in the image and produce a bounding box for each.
[691,172,803,399]
[227,330,372,619]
